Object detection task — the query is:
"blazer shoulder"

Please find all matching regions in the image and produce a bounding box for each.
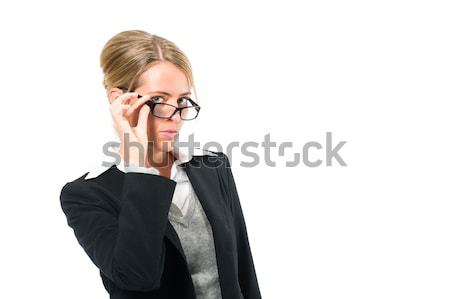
[202,150,230,171]
[60,171,95,198]
[213,151,230,167]
[192,148,220,157]
[195,149,226,158]
[59,170,117,217]
[63,171,91,186]
[59,168,105,203]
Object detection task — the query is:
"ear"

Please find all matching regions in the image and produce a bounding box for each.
[107,87,124,104]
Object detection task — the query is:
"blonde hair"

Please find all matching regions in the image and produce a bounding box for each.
[100,30,198,101]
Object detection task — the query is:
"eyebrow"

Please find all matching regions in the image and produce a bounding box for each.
[145,91,191,97]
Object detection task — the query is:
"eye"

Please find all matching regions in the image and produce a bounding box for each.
[151,96,164,103]
[178,97,190,106]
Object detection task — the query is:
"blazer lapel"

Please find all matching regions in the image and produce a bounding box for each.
[162,155,243,298]
[183,156,242,299]
[163,155,230,263]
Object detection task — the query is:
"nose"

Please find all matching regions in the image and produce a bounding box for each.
[166,98,182,122]
[169,110,182,122]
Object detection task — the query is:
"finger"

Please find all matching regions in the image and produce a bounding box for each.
[112,106,133,137]
[124,94,151,117]
[110,104,131,125]
[111,104,130,112]
[110,92,138,110]
[135,104,150,133]
[121,104,131,112]
[109,92,140,141]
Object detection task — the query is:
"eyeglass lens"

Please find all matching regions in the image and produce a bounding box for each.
[151,103,199,120]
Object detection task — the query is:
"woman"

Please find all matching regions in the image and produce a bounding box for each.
[59,30,261,299]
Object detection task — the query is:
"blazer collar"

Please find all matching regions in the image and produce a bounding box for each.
[165,153,242,298]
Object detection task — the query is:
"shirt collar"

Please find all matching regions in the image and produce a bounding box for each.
[85,145,218,180]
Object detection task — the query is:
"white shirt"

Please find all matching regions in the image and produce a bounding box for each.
[84,147,218,217]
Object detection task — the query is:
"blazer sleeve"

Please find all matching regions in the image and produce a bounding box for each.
[222,153,262,299]
[59,172,176,292]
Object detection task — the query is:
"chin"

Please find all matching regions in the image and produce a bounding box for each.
[157,140,175,152]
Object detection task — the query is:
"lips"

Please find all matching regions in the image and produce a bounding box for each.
[160,130,178,139]
[161,130,178,133]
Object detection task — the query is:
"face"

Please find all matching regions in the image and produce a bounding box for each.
[109,61,191,157]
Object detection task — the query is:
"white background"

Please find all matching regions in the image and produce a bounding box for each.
[1,1,449,298]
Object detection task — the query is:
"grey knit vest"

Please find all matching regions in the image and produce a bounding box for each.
[168,190,223,299]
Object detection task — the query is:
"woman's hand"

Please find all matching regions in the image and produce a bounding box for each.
[110,91,152,167]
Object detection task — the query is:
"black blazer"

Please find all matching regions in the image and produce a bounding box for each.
[59,151,261,299]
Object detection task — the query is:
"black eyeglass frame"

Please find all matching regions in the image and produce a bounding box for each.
[117,86,201,120]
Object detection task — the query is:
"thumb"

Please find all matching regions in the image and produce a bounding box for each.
[136,104,150,133]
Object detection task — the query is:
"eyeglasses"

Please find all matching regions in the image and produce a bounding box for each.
[117,86,201,120]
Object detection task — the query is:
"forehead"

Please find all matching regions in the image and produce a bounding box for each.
[138,61,190,93]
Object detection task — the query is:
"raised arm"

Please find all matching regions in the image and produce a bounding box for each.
[60,172,175,292]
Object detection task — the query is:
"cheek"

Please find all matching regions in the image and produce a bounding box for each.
[147,116,160,138]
